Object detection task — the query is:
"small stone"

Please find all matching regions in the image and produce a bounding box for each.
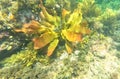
[9,36,13,39]
[7,46,12,50]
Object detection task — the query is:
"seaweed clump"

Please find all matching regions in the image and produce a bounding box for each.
[1,48,49,67]
[14,0,91,56]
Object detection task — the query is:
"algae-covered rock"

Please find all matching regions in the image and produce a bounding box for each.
[1,49,38,67]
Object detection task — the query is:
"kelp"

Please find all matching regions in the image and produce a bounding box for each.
[15,0,91,56]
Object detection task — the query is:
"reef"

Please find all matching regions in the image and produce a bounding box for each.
[0,0,120,79]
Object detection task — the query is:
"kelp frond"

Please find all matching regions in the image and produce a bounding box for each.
[14,0,91,56]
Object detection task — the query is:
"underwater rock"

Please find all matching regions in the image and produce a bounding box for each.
[0,30,29,60]
[90,37,112,58]
[0,45,120,79]
[0,0,31,61]
[93,21,103,29]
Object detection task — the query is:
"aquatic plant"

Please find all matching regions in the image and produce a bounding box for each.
[79,0,102,18]
[15,0,90,56]
[2,49,38,67]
